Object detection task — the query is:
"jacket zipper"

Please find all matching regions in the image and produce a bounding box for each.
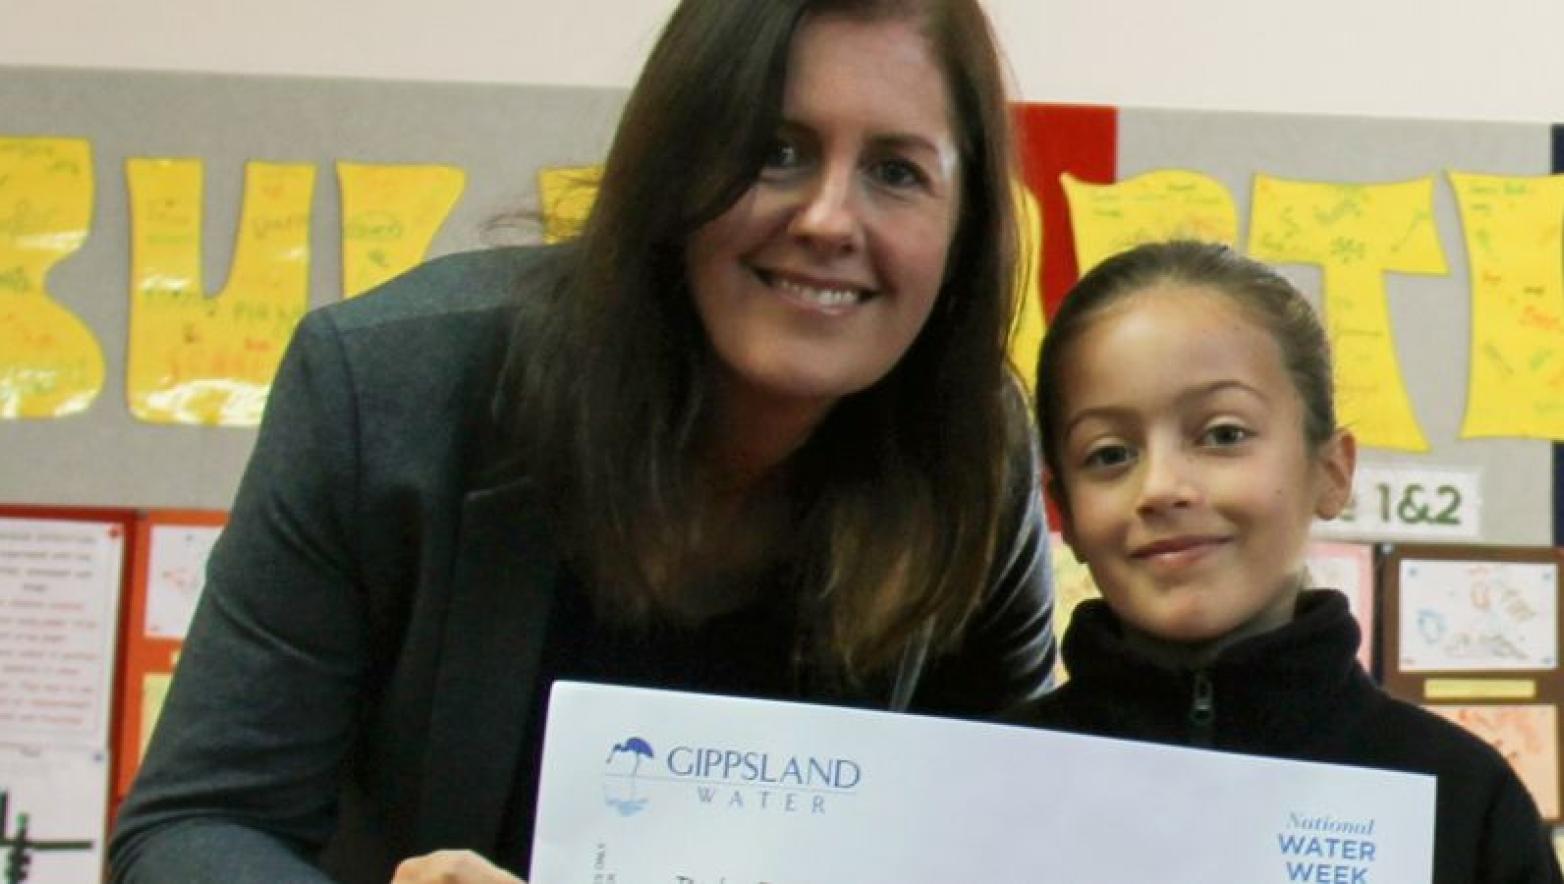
[1188,670,1215,747]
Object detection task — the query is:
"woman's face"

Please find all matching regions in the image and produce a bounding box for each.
[684,13,962,431]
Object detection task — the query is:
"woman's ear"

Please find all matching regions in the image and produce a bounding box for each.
[1313,429,1358,520]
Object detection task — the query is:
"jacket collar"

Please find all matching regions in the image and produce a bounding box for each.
[1056,589,1371,751]
[414,475,559,855]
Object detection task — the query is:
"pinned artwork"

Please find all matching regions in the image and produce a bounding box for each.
[0,745,109,884]
[114,510,227,799]
[0,138,101,419]
[1061,169,1239,275]
[125,158,315,426]
[1248,176,1447,453]
[142,523,223,640]
[338,162,465,299]
[1398,558,1558,672]
[1304,541,1376,672]
[0,516,126,748]
[1426,703,1560,818]
[1448,172,1564,441]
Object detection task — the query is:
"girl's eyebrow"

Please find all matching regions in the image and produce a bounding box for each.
[1061,379,1269,440]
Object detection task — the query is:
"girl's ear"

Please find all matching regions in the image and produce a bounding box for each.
[1045,475,1078,551]
[1313,429,1358,520]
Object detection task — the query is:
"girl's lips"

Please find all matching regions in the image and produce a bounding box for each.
[1131,537,1228,569]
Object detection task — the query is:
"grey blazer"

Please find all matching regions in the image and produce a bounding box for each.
[108,247,1054,883]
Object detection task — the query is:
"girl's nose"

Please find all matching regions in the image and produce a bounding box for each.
[787,163,860,254]
[1135,448,1201,515]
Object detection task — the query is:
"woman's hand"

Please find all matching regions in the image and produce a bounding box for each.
[391,849,525,883]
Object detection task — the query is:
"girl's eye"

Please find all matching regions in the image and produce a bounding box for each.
[1082,444,1134,470]
[1201,423,1253,447]
[869,157,928,190]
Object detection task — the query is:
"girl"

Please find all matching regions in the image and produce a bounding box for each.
[1028,240,1559,884]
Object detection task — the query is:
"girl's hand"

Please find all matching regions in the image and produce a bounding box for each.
[391,849,525,883]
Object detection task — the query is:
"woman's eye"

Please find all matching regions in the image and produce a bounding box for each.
[761,137,804,172]
[1202,424,1253,447]
[869,157,928,190]
[1082,445,1134,470]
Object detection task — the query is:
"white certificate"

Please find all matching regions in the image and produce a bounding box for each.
[532,682,1435,884]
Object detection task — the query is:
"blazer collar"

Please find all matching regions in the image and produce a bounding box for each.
[415,475,559,855]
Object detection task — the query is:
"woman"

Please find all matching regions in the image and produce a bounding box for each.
[109,1,1053,881]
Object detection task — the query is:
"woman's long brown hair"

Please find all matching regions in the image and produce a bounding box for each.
[505,0,1028,683]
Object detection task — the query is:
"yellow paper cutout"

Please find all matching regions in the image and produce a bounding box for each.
[1007,181,1046,396]
[1061,170,1239,275]
[1249,176,1446,452]
[0,137,102,418]
[537,165,602,244]
[1449,172,1564,440]
[139,671,173,758]
[126,159,315,426]
[339,162,465,298]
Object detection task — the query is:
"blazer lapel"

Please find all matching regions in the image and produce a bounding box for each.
[415,476,558,855]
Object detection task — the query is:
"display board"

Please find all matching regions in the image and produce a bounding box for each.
[0,68,1560,549]
[1379,544,1564,821]
[112,509,226,801]
[0,504,134,884]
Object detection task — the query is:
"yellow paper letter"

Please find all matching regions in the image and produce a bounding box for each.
[0,137,101,418]
[127,159,315,426]
[1007,181,1046,396]
[1249,176,1445,451]
[537,165,602,244]
[339,162,465,298]
[1061,170,1239,275]
[1449,172,1564,439]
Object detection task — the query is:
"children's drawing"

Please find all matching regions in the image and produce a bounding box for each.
[1399,560,1557,672]
[1426,704,1559,818]
[0,746,106,883]
[1304,541,1375,670]
[144,525,223,639]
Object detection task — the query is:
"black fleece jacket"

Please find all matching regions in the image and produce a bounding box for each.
[1024,590,1561,884]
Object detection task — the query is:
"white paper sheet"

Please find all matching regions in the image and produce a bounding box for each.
[143,523,222,640]
[532,682,1436,884]
[0,518,125,747]
[0,743,108,884]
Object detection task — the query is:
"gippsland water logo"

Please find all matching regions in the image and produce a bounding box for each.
[603,736,656,817]
[600,733,863,819]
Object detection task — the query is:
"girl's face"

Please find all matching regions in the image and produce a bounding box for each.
[1052,284,1355,646]
[683,12,962,433]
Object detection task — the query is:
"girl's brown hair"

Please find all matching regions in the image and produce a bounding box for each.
[1035,240,1336,500]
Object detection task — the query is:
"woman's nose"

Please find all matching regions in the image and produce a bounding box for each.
[787,163,860,253]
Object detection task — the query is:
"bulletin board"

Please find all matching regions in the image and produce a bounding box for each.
[1379,544,1564,821]
[113,509,227,800]
[0,66,1562,546]
[0,503,136,883]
